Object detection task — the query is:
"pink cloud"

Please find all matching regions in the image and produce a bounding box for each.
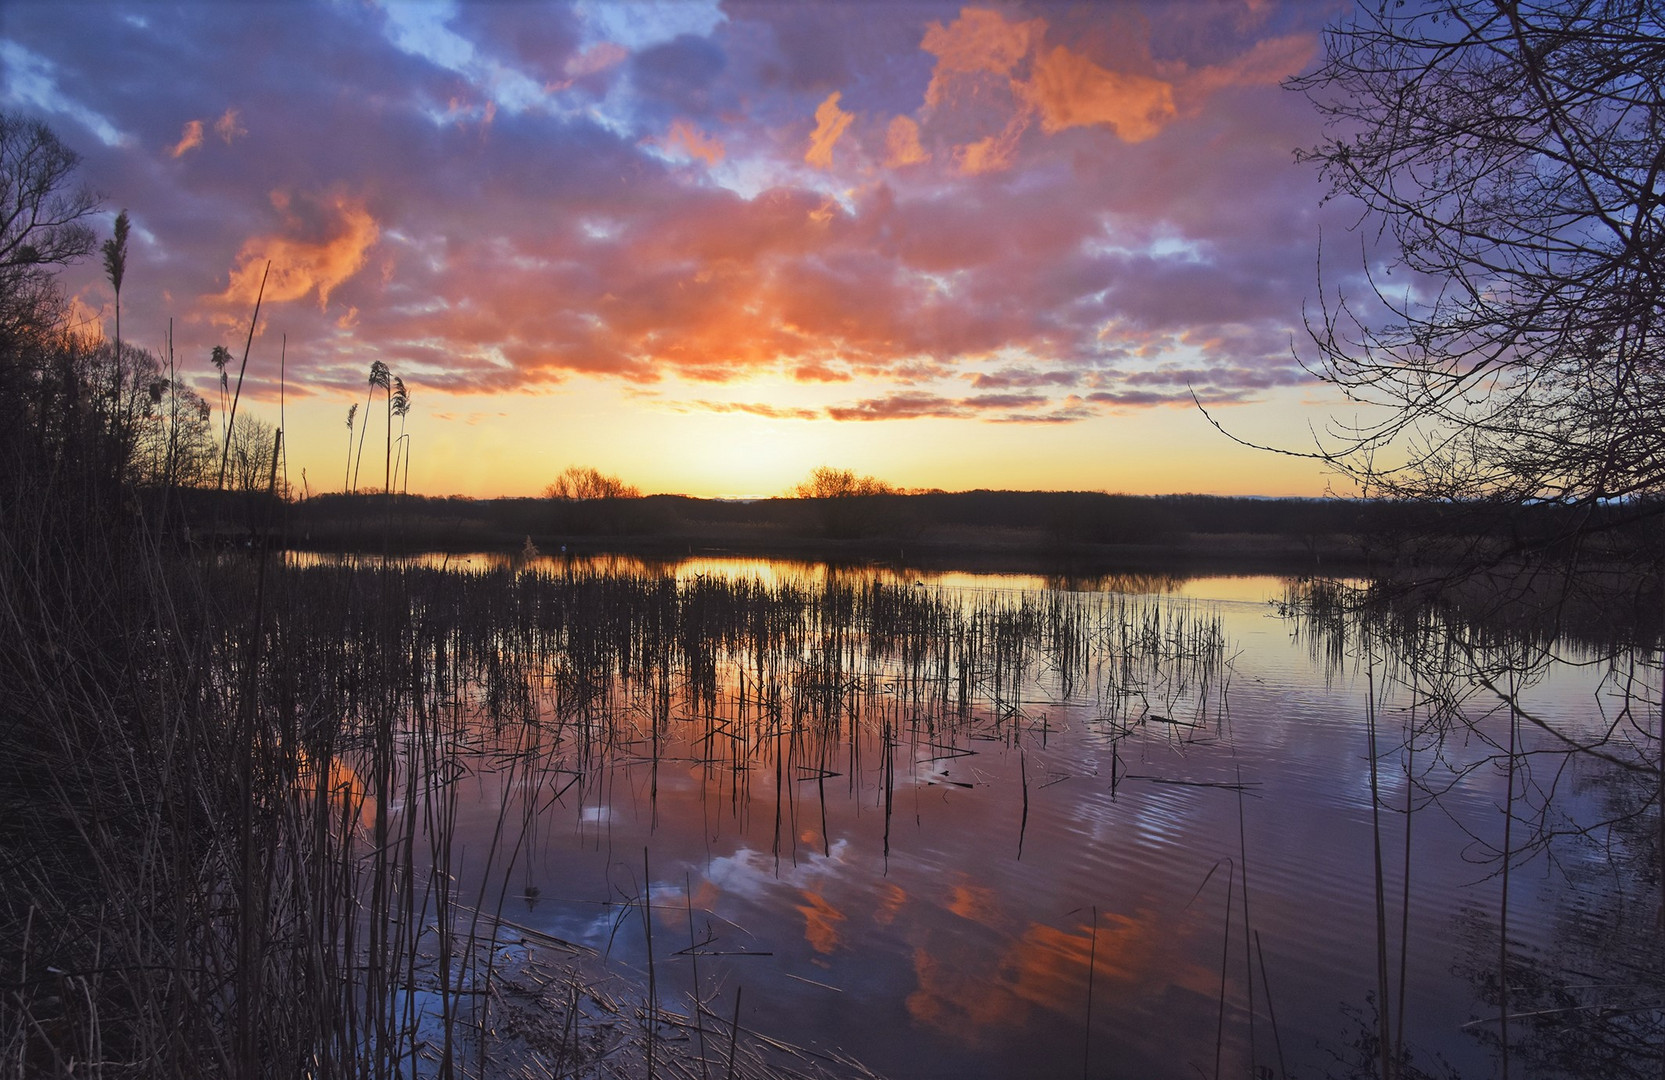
[214,107,247,144]
[885,115,929,167]
[566,41,629,79]
[968,368,1080,390]
[1179,34,1316,106]
[169,119,204,157]
[659,119,725,164]
[822,390,1089,423]
[35,0,1335,420]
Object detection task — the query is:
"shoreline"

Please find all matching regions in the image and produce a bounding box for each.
[283,527,1372,577]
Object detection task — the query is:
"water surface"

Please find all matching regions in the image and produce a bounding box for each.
[341,555,1657,1079]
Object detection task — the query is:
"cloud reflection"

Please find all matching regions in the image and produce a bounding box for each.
[906,907,1213,1042]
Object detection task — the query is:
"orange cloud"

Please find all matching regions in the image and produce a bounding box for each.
[916,9,1297,170]
[1016,45,1176,141]
[662,119,725,165]
[692,400,821,420]
[885,115,928,167]
[62,292,105,347]
[956,111,1027,174]
[958,135,1007,174]
[805,92,855,169]
[212,191,379,311]
[921,7,1044,106]
[214,107,246,144]
[170,119,204,158]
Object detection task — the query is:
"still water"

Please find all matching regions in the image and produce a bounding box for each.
[368,555,1660,1079]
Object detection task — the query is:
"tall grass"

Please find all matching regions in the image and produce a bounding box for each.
[2,513,1227,1080]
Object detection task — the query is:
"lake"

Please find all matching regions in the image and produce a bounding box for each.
[311,554,1662,1080]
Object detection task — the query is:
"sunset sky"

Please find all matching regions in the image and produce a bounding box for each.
[1,0,1373,499]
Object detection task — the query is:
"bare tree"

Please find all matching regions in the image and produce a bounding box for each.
[226,411,278,494]
[1280,12,1665,1070]
[131,365,215,488]
[543,465,641,500]
[1281,0,1664,508]
[0,112,98,344]
[790,466,895,499]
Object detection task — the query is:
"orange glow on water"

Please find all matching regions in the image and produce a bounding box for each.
[906,908,1215,1041]
[797,890,847,954]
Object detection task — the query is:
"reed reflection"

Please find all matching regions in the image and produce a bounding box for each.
[1280,573,1664,1079]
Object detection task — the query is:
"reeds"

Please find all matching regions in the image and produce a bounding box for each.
[2,527,1231,1080]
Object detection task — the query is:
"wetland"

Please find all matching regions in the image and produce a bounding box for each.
[223,553,1665,1078]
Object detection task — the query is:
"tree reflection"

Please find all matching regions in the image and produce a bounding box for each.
[1282,574,1663,1078]
[1456,754,1665,1080]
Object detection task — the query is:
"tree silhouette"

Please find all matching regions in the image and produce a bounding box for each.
[543,465,640,500]
[1280,0,1664,507]
[0,112,98,345]
[790,466,895,498]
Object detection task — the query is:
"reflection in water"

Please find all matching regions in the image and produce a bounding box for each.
[292,547,1244,600]
[945,881,1000,928]
[264,555,1660,1078]
[796,891,846,955]
[297,748,374,826]
[1280,574,1664,1080]
[905,907,1216,1050]
[873,882,908,927]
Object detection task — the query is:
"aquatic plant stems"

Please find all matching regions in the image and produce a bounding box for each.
[1501,667,1518,1080]
[1365,645,1394,1080]
[1254,930,1287,1080]
[214,261,269,495]
[1083,905,1097,1080]
[1214,861,1235,1080]
[1397,692,1414,1067]
[645,847,657,1080]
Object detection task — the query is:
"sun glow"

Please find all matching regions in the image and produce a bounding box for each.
[23,0,1348,501]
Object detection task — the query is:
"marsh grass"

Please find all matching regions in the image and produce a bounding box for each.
[2,527,1228,1080]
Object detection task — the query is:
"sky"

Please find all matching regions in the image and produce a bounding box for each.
[1,0,1371,499]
